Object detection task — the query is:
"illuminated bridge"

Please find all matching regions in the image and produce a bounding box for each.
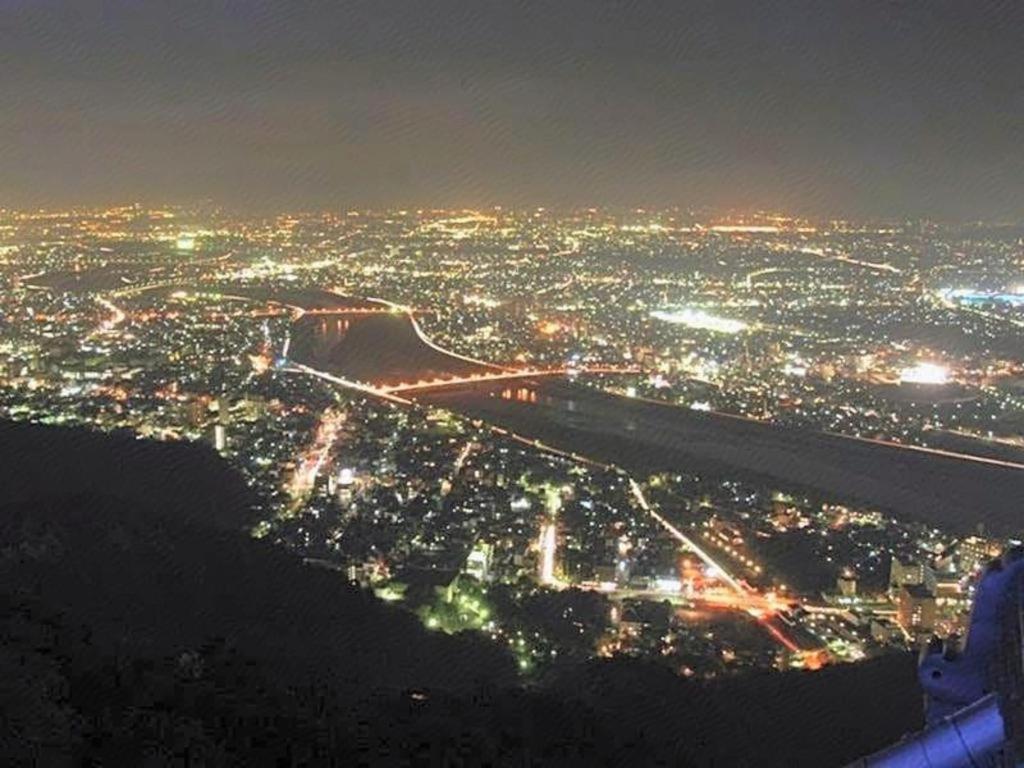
[379,365,641,394]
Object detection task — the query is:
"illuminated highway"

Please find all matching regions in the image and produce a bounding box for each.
[287,408,346,513]
[795,246,903,274]
[627,478,747,597]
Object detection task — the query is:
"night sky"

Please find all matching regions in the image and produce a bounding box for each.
[2,0,1022,218]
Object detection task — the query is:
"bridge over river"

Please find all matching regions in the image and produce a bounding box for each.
[281,288,1024,538]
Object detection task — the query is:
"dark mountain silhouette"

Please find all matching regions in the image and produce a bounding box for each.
[0,420,921,765]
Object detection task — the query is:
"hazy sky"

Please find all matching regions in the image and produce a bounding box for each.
[2,0,1022,218]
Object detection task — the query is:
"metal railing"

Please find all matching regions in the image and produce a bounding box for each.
[850,550,1024,767]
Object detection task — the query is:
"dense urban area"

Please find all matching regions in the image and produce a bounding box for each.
[2,204,1023,679]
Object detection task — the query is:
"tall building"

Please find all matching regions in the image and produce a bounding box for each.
[897,584,938,635]
[184,398,207,429]
[889,557,937,598]
[958,536,1002,574]
[216,395,231,426]
[465,541,494,582]
[214,423,227,454]
[837,568,858,598]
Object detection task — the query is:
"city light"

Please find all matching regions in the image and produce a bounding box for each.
[1,203,1017,751]
[4,1,1023,761]
[650,308,748,334]
[899,362,950,385]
